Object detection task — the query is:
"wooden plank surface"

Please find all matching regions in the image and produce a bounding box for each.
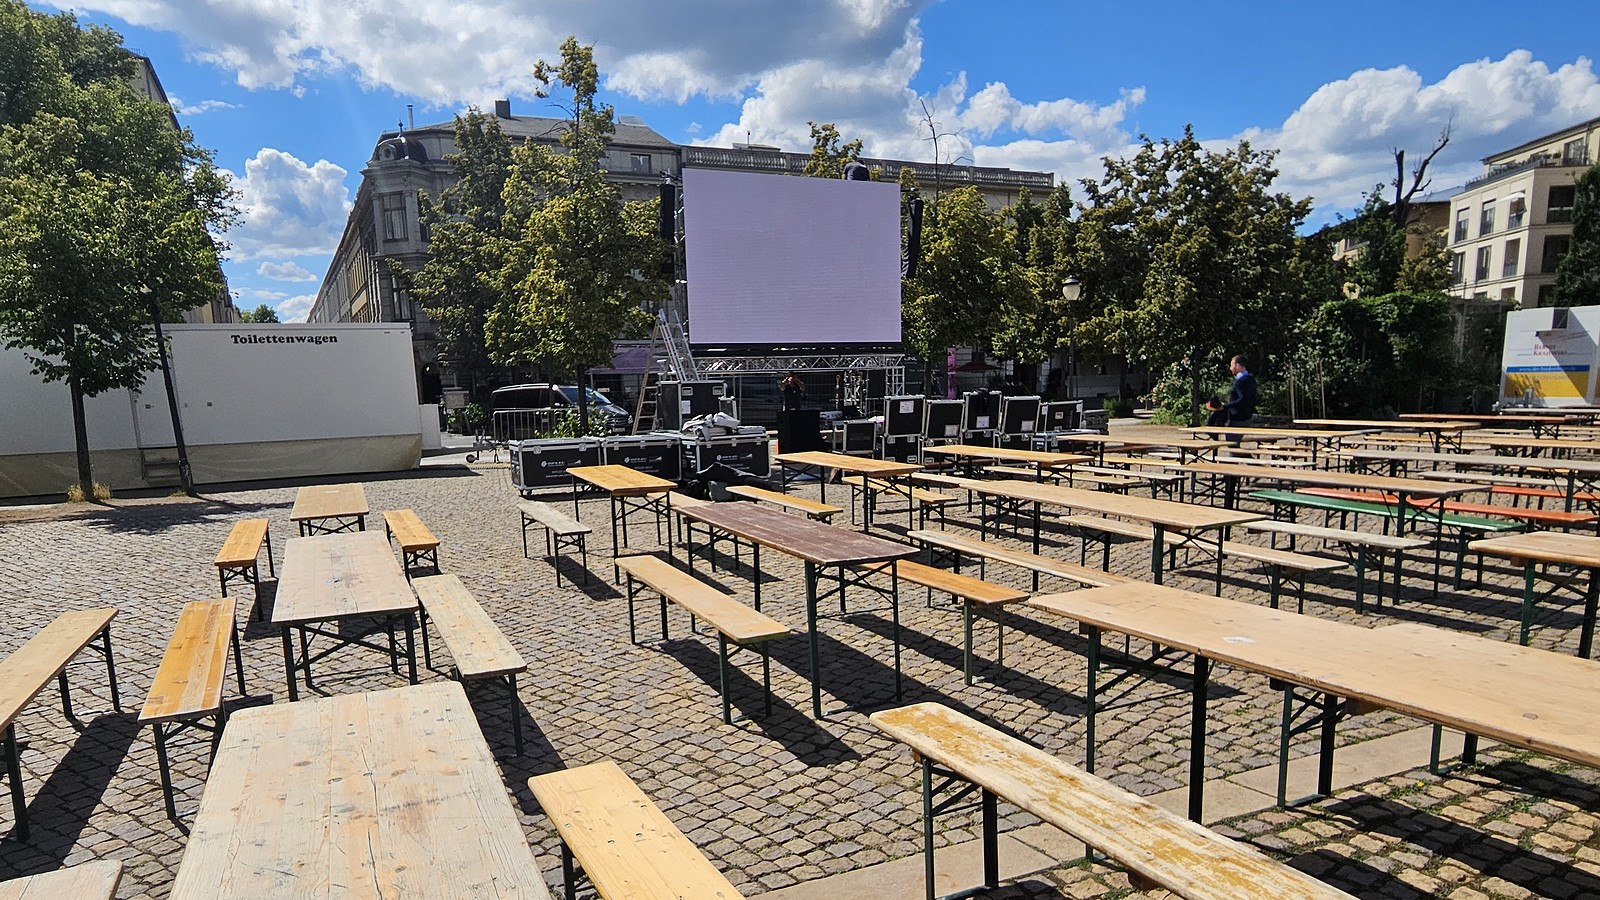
[908,530,1132,588]
[528,759,744,900]
[139,599,236,724]
[1187,426,1376,441]
[214,518,268,567]
[568,464,676,497]
[1184,461,1486,498]
[965,478,1262,531]
[618,556,793,642]
[289,483,369,524]
[1469,530,1600,567]
[859,560,1028,605]
[1242,520,1427,551]
[724,485,841,516]
[0,860,122,900]
[0,607,117,730]
[169,682,550,900]
[518,500,591,534]
[678,502,915,567]
[774,450,920,478]
[1473,435,1600,455]
[871,703,1353,900]
[382,509,437,550]
[1027,582,1600,768]
[411,575,527,678]
[272,532,416,625]
[921,444,1091,468]
[1295,418,1475,434]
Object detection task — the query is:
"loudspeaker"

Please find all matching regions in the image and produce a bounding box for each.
[658,183,676,240]
[905,195,924,279]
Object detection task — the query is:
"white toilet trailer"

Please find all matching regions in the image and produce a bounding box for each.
[0,323,423,497]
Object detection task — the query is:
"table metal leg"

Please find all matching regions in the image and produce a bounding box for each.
[1519,561,1537,646]
[807,561,823,719]
[1152,527,1166,585]
[281,626,299,701]
[4,725,26,841]
[1582,571,1598,658]
[1187,655,1210,822]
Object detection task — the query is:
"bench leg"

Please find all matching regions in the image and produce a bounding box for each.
[153,722,178,821]
[419,604,434,669]
[963,600,974,686]
[3,725,25,841]
[625,575,639,644]
[561,841,578,900]
[762,645,773,718]
[231,624,246,697]
[404,615,418,685]
[718,634,732,725]
[264,528,275,577]
[508,673,524,756]
[521,514,531,559]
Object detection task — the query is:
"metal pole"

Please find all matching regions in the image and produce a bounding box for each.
[148,295,194,495]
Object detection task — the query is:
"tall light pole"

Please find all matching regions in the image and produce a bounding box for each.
[1062,276,1082,399]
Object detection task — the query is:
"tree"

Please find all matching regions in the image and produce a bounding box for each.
[399,108,515,402]
[1300,290,1456,414]
[1554,164,1600,306]
[803,122,864,179]
[1078,127,1312,422]
[901,186,1028,392]
[496,37,667,435]
[0,2,235,499]
[239,304,280,323]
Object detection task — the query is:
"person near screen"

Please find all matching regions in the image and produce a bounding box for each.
[780,372,806,410]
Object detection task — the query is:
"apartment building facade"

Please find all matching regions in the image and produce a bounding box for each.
[1447,117,1598,307]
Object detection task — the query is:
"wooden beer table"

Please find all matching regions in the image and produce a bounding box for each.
[961,477,1260,584]
[1187,426,1376,466]
[921,443,1090,480]
[168,682,550,899]
[1399,411,1579,437]
[1030,582,1600,821]
[289,483,369,536]
[568,464,676,569]
[273,532,418,701]
[676,501,915,718]
[774,450,921,531]
[1469,531,1600,656]
[1182,461,1483,536]
[1294,418,1475,451]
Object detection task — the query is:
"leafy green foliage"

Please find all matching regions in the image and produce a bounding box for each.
[1299,290,1457,415]
[1554,164,1600,306]
[498,36,666,434]
[239,304,279,323]
[401,107,514,402]
[0,1,236,496]
[803,122,864,179]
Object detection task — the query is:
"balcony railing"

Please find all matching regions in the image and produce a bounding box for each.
[681,146,1056,190]
[1465,150,1590,190]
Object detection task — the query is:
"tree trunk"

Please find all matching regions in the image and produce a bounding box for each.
[1188,358,1204,427]
[576,365,591,436]
[69,380,95,501]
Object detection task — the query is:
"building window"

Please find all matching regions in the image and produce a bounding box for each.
[1450,251,1465,285]
[392,283,413,321]
[1475,246,1493,282]
[1453,207,1469,243]
[381,192,407,241]
[1549,185,1576,224]
[1501,287,1517,303]
[1541,235,1571,273]
[1503,239,1521,277]
[1564,138,1589,166]
[630,153,652,174]
[1479,199,1495,237]
[1506,193,1526,229]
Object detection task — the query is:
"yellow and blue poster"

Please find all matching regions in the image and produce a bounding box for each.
[1500,307,1600,406]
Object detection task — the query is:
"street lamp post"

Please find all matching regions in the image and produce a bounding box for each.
[1062,276,1082,399]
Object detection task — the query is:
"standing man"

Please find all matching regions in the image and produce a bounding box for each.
[1225,354,1257,429]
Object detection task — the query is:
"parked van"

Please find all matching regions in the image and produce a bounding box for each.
[490,383,633,438]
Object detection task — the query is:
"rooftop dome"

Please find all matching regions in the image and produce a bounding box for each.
[372,132,428,163]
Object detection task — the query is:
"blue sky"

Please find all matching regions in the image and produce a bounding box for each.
[35,1,1600,322]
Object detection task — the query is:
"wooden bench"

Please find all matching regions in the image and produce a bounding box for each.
[1075,463,1187,498]
[724,484,842,521]
[1298,487,1597,530]
[1242,520,1427,611]
[0,608,120,841]
[412,575,530,754]
[518,500,592,587]
[0,861,122,900]
[617,554,792,724]
[870,702,1354,900]
[843,474,955,527]
[138,598,246,819]
[1215,540,1347,611]
[1059,514,1154,571]
[213,518,273,619]
[984,465,1139,493]
[528,759,745,899]
[383,508,441,580]
[855,560,1028,685]
[907,528,1133,591]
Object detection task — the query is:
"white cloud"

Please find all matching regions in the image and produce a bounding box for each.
[222,148,351,261]
[256,260,317,282]
[274,293,316,323]
[168,95,238,115]
[1244,51,1600,218]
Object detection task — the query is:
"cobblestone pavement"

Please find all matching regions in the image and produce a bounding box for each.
[1,442,1597,897]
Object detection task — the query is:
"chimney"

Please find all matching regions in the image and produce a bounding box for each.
[494,99,511,119]
[406,104,414,129]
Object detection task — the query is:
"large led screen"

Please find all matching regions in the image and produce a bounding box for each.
[682,167,903,346]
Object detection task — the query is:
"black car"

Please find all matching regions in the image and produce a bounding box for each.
[490,383,633,437]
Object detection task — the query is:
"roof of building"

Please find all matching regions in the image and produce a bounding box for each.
[407,112,677,149]
[1483,115,1600,164]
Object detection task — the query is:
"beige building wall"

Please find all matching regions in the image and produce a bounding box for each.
[1448,117,1599,307]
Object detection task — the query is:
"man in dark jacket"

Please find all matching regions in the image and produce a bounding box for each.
[1225,354,1257,427]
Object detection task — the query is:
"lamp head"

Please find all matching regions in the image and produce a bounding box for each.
[1061,276,1082,303]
